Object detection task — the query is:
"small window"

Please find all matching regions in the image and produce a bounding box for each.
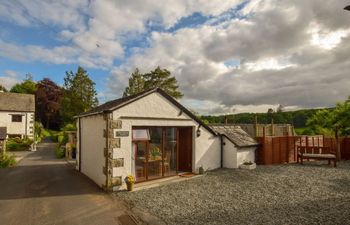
[132,129,150,141]
[12,115,22,122]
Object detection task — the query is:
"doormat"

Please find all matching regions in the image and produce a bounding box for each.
[179,173,196,178]
[117,214,138,225]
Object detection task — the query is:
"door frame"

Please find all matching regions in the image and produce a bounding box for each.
[132,126,193,182]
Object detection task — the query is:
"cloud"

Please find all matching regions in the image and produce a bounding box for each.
[1,0,350,114]
[0,70,22,89]
[107,0,350,114]
[0,0,244,69]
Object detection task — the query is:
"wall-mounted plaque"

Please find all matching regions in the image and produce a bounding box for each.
[115,131,129,137]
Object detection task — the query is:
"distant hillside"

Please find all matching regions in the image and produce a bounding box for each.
[201,108,332,128]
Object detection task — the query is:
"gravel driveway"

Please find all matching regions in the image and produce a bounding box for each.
[118,162,350,225]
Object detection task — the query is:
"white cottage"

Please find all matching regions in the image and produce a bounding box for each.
[75,88,258,191]
[0,92,35,139]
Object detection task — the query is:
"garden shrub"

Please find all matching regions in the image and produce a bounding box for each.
[63,123,76,132]
[0,153,16,168]
[55,145,65,158]
[49,130,60,142]
[34,121,50,143]
[58,134,68,145]
[6,138,34,151]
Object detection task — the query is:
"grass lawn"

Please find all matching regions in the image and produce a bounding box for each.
[118,161,350,225]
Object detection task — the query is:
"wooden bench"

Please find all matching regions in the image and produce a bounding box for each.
[297,146,337,167]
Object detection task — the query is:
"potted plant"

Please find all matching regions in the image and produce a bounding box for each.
[198,166,204,174]
[150,146,161,160]
[239,161,256,170]
[125,175,135,191]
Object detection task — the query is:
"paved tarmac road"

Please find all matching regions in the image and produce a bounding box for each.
[0,140,139,225]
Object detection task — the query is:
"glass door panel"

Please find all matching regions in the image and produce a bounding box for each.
[164,128,177,176]
[148,128,163,179]
[135,142,147,182]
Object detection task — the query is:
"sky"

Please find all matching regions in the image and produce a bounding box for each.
[0,0,350,115]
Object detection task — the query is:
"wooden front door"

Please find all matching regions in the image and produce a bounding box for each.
[178,127,193,172]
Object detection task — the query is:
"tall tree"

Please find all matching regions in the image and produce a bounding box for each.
[122,66,183,99]
[122,68,145,97]
[36,78,63,129]
[0,85,8,92]
[61,66,98,124]
[10,74,37,94]
[143,67,183,99]
[306,97,350,136]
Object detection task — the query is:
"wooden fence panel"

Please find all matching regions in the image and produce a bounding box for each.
[340,138,350,160]
[256,136,350,165]
[272,137,281,164]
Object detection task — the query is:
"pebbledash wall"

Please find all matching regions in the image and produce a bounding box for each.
[76,92,221,191]
[0,111,35,139]
[222,136,255,168]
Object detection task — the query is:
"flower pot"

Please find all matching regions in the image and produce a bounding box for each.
[239,163,256,170]
[198,166,204,174]
[126,182,134,191]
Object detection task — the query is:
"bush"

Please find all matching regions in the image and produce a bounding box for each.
[63,123,76,132]
[55,145,65,158]
[34,121,50,143]
[0,153,16,168]
[49,130,60,142]
[6,138,34,151]
[57,134,68,145]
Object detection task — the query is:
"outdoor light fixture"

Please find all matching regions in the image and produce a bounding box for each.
[197,125,201,137]
[345,5,350,11]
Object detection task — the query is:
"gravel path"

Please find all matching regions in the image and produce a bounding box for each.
[117,161,350,225]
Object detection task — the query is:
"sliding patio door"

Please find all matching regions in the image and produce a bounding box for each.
[164,128,177,176]
[147,128,163,180]
[133,127,181,182]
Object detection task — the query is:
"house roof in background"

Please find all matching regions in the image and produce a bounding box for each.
[76,88,217,135]
[210,125,259,147]
[0,127,7,139]
[0,92,35,112]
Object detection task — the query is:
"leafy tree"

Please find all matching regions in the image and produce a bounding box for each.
[143,67,183,99]
[10,74,37,94]
[0,85,8,92]
[306,109,334,136]
[36,78,63,129]
[276,104,284,113]
[306,97,350,137]
[123,66,183,99]
[123,68,145,97]
[61,66,98,124]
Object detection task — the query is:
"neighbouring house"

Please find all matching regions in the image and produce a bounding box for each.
[0,127,6,154]
[75,88,259,191]
[0,92,35,139]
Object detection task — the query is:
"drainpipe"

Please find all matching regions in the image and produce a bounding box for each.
[78,117,82,172]
[220,134,224,168]
[25,113,28,138]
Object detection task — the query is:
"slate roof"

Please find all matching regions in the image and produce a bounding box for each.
[77,88,153,117]
[210,125,259,147]
[0,92,35,112]
[0,127,6,139]
[76,88,217,135]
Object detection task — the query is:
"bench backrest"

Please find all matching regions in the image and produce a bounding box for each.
[297,146,333,155]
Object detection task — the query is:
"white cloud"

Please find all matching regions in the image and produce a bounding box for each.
[0,0,244,69]
[0,70,22,90]
[1,0,350,114]
[106,0,350,114]
[309,23,350,50]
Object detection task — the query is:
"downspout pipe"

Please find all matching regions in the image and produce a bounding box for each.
[220,134,224,168]
[78,117,82,172]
